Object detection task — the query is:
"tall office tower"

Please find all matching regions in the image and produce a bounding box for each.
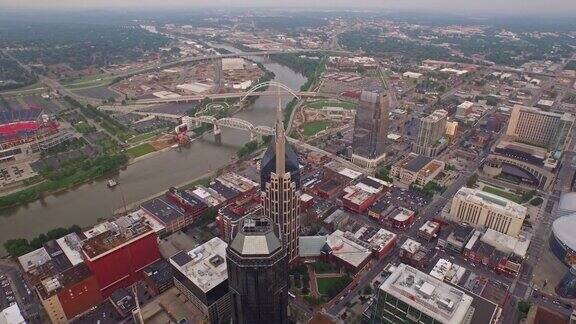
[227,217,288,324]
[506,104,574,152]
[351,90,395,168]
[413,109,449,157]
[261,96,300,265]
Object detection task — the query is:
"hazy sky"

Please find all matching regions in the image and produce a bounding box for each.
[1,0,575,14]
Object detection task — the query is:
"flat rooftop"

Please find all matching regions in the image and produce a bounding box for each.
[141,197,187,224]
[326,230,372,268]
[401,238,422,254]
[343,185,374,205]
[169,188,206,208]
[419,220,440,234]
[216,173,258,193]
[405,154,433,173]
[169,237,228,293]
[455,187,527,219]
[424,109,448,122]
[82,214,154,259]
[419,160,443,177]
[381,263,473,324]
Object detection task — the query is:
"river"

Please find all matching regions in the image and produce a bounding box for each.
[0,51,306,254]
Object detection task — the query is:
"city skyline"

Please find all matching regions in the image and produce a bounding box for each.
[0,7,575,324]
[0,0,575,15]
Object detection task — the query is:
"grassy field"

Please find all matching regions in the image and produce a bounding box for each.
[302,121,331,137]
[126,143,156,158]
[127,128,168,145]
[482,186,522,203]
[317,277,343,295]
[73,121,96,134]
[307,99,357,110]
[314,261,339,274]
[63,75,117,90]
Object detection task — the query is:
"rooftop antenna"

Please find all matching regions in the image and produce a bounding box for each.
[275,85,286,177]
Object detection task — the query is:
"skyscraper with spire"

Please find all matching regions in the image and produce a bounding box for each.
[260,94,301,265]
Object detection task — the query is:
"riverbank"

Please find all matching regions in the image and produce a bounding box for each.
[0,153,128,210]
[112,171,215,215]
[0,48,307,255]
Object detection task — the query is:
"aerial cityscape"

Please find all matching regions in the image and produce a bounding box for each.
[0,1,576,323]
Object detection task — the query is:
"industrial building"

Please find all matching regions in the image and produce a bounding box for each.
[226,217,288,324]
[445,187,526,237]
[169,238,232,324]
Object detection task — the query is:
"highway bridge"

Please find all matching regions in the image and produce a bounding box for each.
[121,80,339,105]
[130,90,325,105]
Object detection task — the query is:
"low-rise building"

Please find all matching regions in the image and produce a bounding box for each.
[342,176,390,213]
[399,239,434,269]
[382,207,416,229]
[216,194,261,244]
[18,233,103,324]
[143,260,174,297]
[441,223,475,254]
[326,230,372,272]
[418,220,441,241]
[357,227,397,259]
[391,153,445,187]
[141,197,190,234]
[0,304,25,324]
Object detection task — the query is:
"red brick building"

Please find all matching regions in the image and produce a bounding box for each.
[82,215,161,298]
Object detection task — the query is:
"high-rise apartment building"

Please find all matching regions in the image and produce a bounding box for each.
[445,187,526,237]
[351,90,395,168]
[506,104,574,152]
[261,96,301,265]
[226,217,288,324]
[413,109,449,157]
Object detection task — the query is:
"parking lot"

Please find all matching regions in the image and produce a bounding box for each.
[0,163,38,186]
[0,274,16,310]
[383,187,431,213]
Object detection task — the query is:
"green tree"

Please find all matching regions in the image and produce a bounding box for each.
[517,300,531,319]
[466,174,478,188]
[4,239,32,257]
[363,285,373,295]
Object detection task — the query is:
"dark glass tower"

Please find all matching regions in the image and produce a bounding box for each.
[226,217,289,324]
[352,90,393,160]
